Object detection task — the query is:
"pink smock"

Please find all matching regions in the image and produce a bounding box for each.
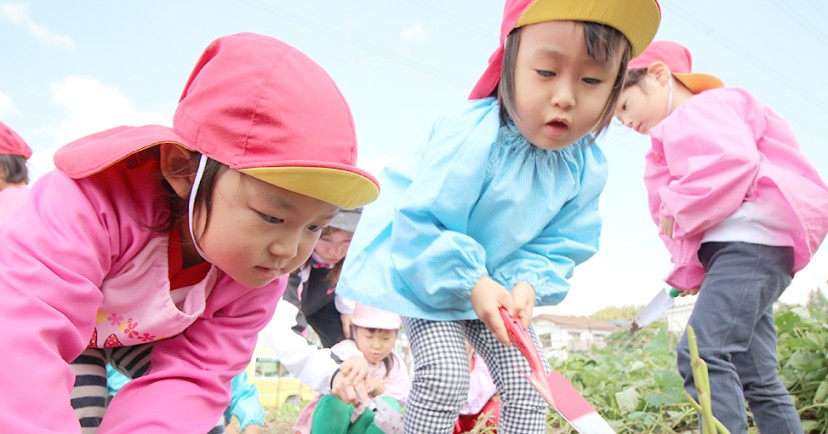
[0,153,286,433]
[645,87,828,290]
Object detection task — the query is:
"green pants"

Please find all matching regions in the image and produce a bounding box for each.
[311,394,402,434]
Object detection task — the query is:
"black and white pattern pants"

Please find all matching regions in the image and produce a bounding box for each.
[402,317,548,434]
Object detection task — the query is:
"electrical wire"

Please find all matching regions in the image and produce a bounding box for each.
[241,0,469,89]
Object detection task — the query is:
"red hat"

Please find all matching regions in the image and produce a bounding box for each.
[0,121,32,159]
[54,33,379,209]
[628,40,724,94]
[469,0,662,100]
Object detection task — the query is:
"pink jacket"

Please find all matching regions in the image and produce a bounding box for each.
[0,184,29,225]
[0,154,286,433]
[645,87,828,290]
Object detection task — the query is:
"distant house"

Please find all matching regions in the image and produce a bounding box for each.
[663,301,695,334]
[531,314,621,360]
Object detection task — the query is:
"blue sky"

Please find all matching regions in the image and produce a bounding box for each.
[2,1,827,315]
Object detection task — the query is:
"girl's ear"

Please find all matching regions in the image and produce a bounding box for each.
[160,143,198,199]
[647,61,672,85]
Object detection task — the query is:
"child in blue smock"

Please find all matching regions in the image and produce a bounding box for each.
[337,0,662,432]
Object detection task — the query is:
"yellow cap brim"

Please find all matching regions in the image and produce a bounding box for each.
[516,0,661,57]
[674,72,724,94]
[241,166,379,210]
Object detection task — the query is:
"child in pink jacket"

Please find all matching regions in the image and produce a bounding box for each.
[614,40,828,434]
[0,120,32,225]
[294,304,410,434]
[0,33,379,434]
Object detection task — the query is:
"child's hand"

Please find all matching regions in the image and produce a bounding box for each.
[366,377,385,398]
[470,276,514,345]
[340,313,353,338]
[511,282,536,328]
[331,355,369,406]
[677,288,699,296]
[659,215,675,239]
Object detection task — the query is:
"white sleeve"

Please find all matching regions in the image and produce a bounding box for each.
[334,295,356,315]
[260,300,339,394]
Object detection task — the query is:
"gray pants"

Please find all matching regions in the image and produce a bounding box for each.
[677,242,803,434]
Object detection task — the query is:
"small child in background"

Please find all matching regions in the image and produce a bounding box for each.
[0,120,32,225]
[613,40,828,434]
[0,32,379,433]
[336,0,661,432]
[283,207,363,348]
[294,304,411,434]
[454,342,500,434]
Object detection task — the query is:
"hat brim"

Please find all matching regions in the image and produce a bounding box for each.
[469,0,661,100]
[517,0,661,58]
[54,125,189,179]
[242,166,379,210]
[673,72,724,94]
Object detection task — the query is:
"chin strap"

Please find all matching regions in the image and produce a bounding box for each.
[187,154,210,262]
[666,75,675,116]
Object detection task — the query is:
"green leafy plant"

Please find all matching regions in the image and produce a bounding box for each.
[776,303,828,434]
[546,323,696,433]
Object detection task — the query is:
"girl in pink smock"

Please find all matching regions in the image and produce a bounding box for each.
[0,33,379,434]
[295,304,411,434]
[0,120,32,225]
[614,40,828,434]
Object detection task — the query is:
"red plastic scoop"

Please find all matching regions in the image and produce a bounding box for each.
[499,307,616,433]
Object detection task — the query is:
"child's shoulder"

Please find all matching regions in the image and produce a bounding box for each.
[432,98,500,131]
[690,87,762,111]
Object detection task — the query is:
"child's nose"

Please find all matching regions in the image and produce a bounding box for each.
[268,232,299,259]
[550,84,575,109]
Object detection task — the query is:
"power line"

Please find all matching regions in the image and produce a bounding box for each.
[399,0,497,40]
[668,2,828,115]
[770,2,828,50]
[241,0,469,89]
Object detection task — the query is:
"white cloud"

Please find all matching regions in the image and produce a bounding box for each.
[25,75,172,181]
[0,2,74,49]
[400,22,427,43]
[48,75,172,145]
[0,91,19,116]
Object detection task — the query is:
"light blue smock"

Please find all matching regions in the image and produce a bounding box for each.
[337,97,608,320]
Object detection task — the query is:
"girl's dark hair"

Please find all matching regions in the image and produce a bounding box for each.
[623,67,648,89]
[0,154,29,184]
[157,153,224,235]
[497,22,632,140]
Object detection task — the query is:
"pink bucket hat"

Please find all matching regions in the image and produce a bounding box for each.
[54,33,379,209]
[0,121,32,159]
[628,40,724,94]
[352,304,401,330]
[469,0,662,100]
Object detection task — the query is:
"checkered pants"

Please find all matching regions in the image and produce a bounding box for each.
[402,317,548,434]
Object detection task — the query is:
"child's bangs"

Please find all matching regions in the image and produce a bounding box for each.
[583,22,631,64]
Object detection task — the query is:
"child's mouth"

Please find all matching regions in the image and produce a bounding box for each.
[545,120,569,137]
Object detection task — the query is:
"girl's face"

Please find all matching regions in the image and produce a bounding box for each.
[192,168,339,288]
[512,21,621,150]
[314,228,353,265]
[353,326,397,365]
[614,74,671,135]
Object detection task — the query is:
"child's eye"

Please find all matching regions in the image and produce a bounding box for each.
[620,102,627,111]
[536,70,555,78]
[261,214,284,224]
[583,77,602,85]
[308,225,324,233]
